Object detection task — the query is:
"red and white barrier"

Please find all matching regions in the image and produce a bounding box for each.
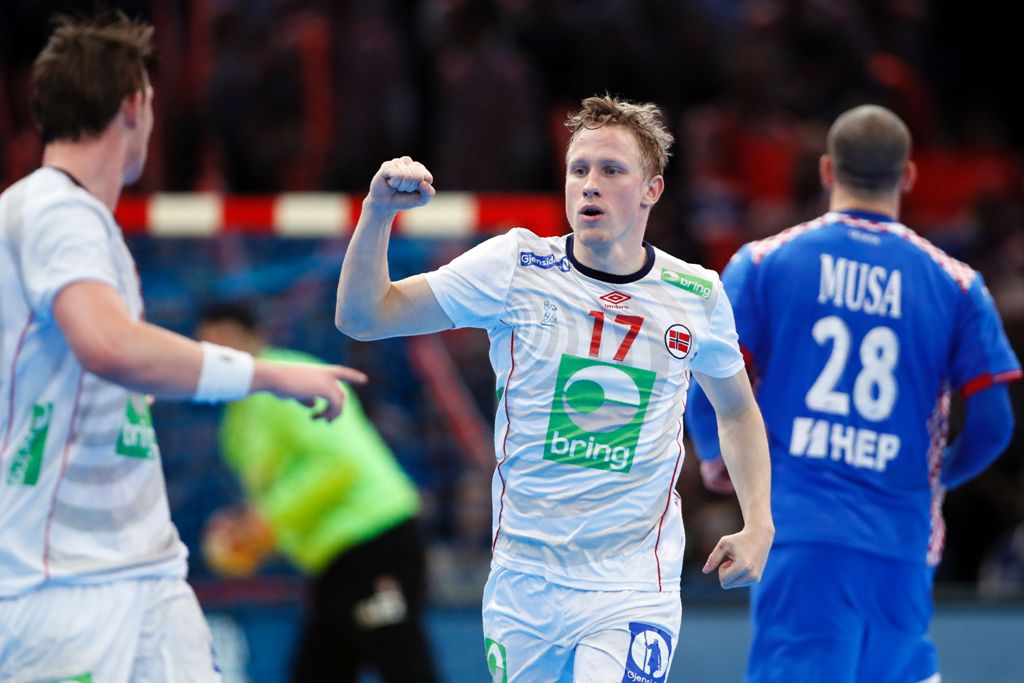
[116,193,566,238]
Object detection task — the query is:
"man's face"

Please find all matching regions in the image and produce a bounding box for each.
[564,125,661,251]
[124,75,154,185]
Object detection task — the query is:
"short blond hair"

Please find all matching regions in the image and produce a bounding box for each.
[565,95,673,178]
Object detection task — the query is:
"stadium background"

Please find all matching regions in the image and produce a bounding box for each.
[2,0,1023,680]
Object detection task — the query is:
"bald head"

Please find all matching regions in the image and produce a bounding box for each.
[827,105,911,195]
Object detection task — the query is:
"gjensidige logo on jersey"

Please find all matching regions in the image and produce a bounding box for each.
[624,622,673,683]
[519,250,571,272]
[543,355,656,473]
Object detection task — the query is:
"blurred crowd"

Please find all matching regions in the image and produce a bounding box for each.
[3,0,1024,597]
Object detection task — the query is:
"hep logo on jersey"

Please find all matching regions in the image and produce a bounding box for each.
[623,622,672,683]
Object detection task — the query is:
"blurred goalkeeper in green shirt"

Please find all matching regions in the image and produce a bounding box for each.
[197,302,439,683]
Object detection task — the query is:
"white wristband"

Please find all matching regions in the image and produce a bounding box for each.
[194,342,255,403]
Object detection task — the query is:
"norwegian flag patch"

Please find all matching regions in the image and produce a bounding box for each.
[664,324,692,359]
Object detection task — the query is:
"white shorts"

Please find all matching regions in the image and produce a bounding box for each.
[0,577,221,683]
[482,566,681,683]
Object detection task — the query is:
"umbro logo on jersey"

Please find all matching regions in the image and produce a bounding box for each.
[599,291,631,309]
[664,324,692,360]
[519,251,571,272]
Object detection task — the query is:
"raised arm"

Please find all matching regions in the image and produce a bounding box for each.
[692,368,774,589]
[335,156,454,341]
[54,282,366,420]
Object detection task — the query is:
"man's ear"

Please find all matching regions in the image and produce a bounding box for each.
[641,175,665,208]
[819,154,835,190]
[900,160,917,195]
[120,89,145,129]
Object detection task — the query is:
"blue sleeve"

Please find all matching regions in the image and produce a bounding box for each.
[689,288,744,378]
[952,275,1021,395]
[720,245,763,362]
[685,379,721,461]
[941,383,1015,489]
[685,246,761,461]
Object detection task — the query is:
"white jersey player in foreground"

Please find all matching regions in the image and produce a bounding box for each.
[336,95,774,682]
[0,13,366,681]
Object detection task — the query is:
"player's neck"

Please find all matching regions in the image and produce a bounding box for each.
[42,134,127,211]
[572,239,648,276]
[829,187,900,221]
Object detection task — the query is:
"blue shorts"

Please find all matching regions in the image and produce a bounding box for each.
[747,544,939,683]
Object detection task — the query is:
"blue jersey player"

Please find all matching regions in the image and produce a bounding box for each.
[686,105,1020,683]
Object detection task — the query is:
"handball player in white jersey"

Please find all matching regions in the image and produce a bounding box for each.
[336,95,774,682]
[0,13,366,682]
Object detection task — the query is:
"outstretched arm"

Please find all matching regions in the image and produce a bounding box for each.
[335,156,453,341]
[54,282,365,421]
[692,369,774,589]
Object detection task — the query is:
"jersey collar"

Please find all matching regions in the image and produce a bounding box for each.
[836,208,896,223]
[45,165,87,189]
[566,235,656,284]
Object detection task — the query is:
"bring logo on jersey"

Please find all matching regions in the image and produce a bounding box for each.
[116,395,158,459]
[6,402,53,486]
[543,355,656,473]
[485,638,508,683]
[660,268,713,300]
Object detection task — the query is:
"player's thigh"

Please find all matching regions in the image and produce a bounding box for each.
[0,581,143,682]
[482,566,573,683]
[572,589,681,683]
[747,545,861,683]
[858,559,938,683]
[131,578,221,683]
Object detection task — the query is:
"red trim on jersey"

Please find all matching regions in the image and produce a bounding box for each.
[749,215,831,264]
[654,410,686,592]
[43,372,85,579]
[739,344,756,369]
[0,313,35,461]
[751,212,978,292]
[492,328,516,553]
[926,386,952,566]
[961,369,1023,398]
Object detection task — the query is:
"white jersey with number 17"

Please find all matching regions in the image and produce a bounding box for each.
[424,228,744,592]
